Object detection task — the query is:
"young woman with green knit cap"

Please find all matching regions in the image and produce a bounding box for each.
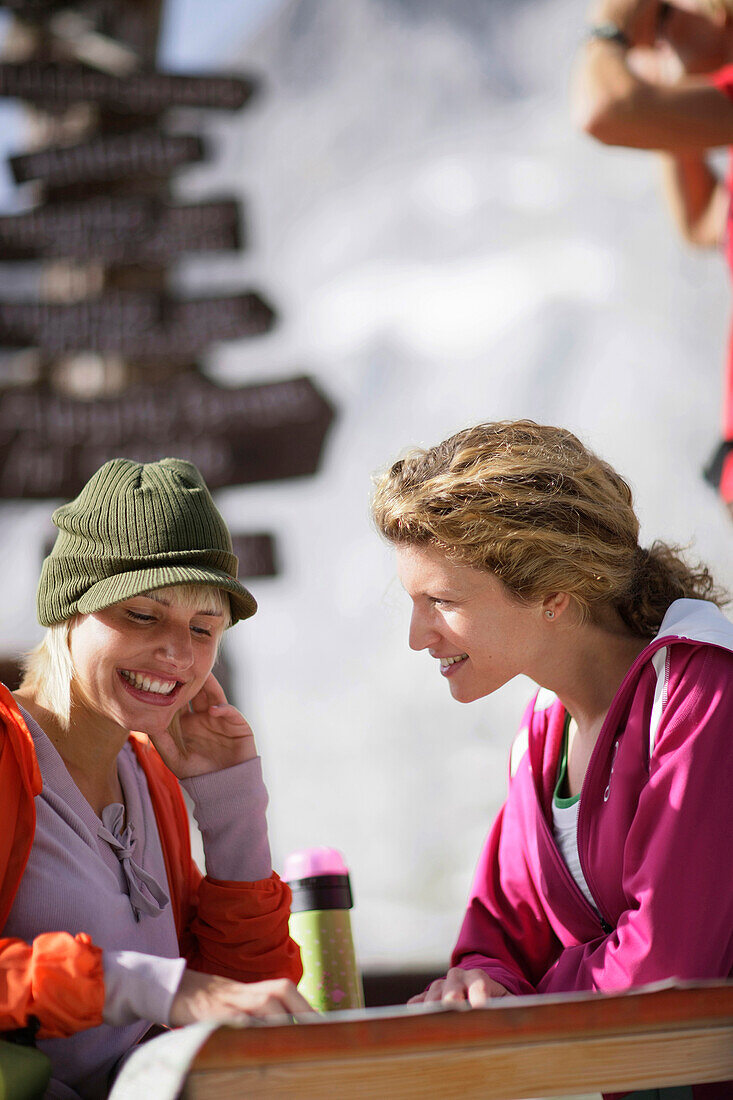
[0,457,310,1100]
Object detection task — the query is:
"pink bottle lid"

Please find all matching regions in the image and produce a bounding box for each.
[282,846,348,881]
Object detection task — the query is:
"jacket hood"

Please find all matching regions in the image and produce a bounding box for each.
[520,598,733,806]
[655,598,733,653]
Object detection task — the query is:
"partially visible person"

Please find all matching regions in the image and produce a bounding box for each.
[372,421,733,1099]
[572,0,733,510]
[0,457,310,1100]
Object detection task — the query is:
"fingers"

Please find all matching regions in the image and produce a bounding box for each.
[414,969,508,1008]
[187,675,252,731]
[275,979,317,1017]
[667,0,730,19]
[189,673,227,713]
[465,972,492,1007]
[694,0,728,21]
[171,972,315,1027]
[244,978,316,1018]
[224,978,316,1021]
[184,702,251,739]
[206,703,251,728]
[441,967,473,1004]
[423,979,448,1003]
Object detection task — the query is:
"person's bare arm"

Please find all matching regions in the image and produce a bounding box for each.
[572,0,733,148]
[659,153,729,245]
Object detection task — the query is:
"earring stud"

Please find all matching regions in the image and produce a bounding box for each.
[545,609,555,620]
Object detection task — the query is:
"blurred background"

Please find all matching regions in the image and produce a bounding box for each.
[0,0,731,982]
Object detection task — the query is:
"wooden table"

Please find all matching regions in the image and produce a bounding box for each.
[183,980,733,1099]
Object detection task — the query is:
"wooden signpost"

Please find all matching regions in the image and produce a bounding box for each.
[0,373,335,498]
[0,0,336,643]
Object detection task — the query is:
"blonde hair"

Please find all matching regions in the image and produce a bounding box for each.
[20,584,231,732]
[372,420,724,637]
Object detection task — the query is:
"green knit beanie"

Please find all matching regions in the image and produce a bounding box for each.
[37,457,257,627]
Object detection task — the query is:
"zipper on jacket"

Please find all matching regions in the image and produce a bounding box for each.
[575,637,681,921]
[537,707,618,932]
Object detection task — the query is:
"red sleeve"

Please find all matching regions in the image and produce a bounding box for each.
[133,737,303,987]
[710,64,733,100]
[0,932,104,1038]
[186,874,303,986]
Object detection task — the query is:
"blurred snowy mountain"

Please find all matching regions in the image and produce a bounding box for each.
[1,0,731,968]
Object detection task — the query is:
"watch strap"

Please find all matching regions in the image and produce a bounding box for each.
[587,21,631,48]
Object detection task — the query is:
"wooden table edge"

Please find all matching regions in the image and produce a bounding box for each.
[192,979,733,1069]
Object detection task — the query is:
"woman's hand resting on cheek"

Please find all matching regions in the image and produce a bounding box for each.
[408,967,510,1007]
[151,674,258,779]
[170,969,316,1026]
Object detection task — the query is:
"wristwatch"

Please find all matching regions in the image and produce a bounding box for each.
[587,21,631,48]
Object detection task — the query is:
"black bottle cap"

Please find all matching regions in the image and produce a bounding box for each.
[287,873,354,913]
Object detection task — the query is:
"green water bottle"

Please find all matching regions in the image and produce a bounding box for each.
[282,847,364,1012]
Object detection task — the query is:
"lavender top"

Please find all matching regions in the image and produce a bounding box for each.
[4,705,272,1100]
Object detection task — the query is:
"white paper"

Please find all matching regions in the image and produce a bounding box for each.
[107,1021,221,1100]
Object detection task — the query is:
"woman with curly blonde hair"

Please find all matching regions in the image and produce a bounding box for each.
[373,422,733,1069]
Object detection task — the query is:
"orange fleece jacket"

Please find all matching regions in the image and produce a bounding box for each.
[0,685,302,1038]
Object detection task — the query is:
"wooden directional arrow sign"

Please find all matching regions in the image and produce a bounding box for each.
[0,372,335,499]
[0,290,275,356]
[0,196,243,262]
[229,534,278,578]
[0,62,257,113]
[9,129,206,188]
[0,0,82,11]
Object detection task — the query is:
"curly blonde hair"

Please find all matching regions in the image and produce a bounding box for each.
[372,421,723,637]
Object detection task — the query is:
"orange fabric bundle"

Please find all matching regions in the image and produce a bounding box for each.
[0,933,104,1039]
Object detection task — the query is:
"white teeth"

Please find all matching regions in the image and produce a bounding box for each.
[120,670,176,695]
[440,654,468,668]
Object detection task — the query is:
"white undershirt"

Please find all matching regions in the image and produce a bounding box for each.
[551,716,597,912]
[552,798,597,911]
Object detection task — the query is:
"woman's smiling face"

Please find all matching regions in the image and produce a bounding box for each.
[396,544,549,703]
[68,588,227,736]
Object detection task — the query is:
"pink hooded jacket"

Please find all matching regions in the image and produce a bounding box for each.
[453,599,733,999]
